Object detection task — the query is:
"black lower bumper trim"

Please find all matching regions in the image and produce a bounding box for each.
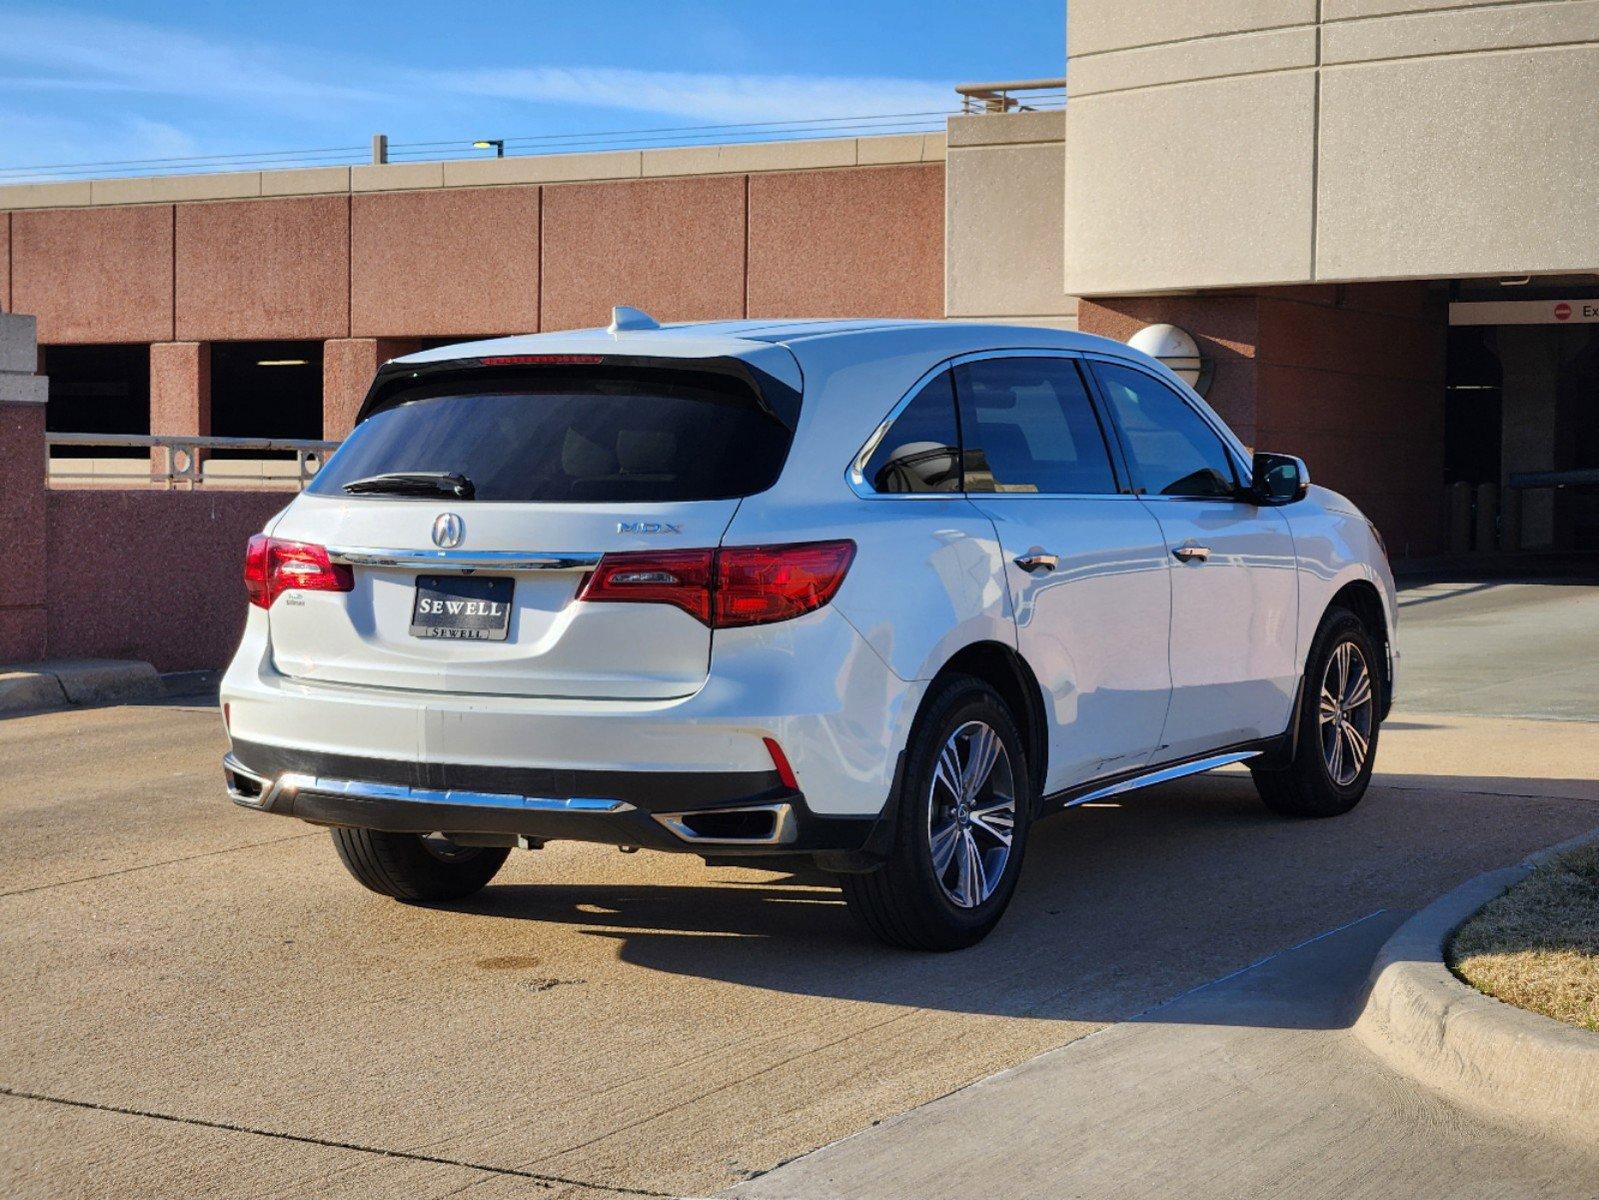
[226,741,878,857]
[228,738,780,811]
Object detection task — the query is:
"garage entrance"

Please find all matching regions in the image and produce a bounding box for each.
[1447,291,1599,554]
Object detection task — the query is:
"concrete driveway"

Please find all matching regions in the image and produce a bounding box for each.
[2,579,1596,1198]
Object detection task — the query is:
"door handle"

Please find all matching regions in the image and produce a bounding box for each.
[1172,545,1210,563]
[1014,549,1059,573]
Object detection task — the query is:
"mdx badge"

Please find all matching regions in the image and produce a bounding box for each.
[617,521,683,535]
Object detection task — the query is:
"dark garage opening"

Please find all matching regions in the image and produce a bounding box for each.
[211,341,324,457]
[43,344,150,458]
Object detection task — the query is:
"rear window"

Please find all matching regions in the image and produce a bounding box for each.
[309,366,794,503]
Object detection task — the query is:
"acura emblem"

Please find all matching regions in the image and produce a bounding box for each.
[432,512,464,549]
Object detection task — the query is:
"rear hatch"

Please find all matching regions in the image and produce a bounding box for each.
[265,353,799,699]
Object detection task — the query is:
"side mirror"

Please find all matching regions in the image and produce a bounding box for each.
[1249,451,1309,505]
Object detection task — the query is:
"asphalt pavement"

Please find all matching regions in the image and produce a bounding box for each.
[2,578,1596,1198]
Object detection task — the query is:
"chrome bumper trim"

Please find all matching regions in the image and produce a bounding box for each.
[325,547,601,571]
[222,753,633,814]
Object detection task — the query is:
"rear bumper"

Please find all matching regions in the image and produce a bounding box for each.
[223,743,878,856]
[221,604,924,821]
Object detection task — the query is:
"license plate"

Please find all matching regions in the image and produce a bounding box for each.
[410,575,513,641]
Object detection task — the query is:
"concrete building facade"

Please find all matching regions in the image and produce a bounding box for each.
[1060,0,1599,559]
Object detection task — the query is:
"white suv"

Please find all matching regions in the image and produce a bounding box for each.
[221,311,1396,950]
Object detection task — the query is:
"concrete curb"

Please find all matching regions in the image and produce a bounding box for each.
[0,659,164,716]
[1352,826,1599,1146]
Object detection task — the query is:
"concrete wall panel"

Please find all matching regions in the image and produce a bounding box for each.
[1066,0,1599,292]
[1256,287,1446,556]
[1071,0,1316,56]
[1326,0,1555,22]
[351,187,540,338]
[150,342,210,439]
[1316,44,1599,281]
[1069,25,1317,96]
[45,489,285,670]
[11,206,174,344]
[0,399,47,661]
[541,175,745,332]
[947,142,1077,321]
[322,337,432,437]
[1064,72,1317,295]
[1323,0,1599,64]
[176,196,349,342]
[747,165,944,319]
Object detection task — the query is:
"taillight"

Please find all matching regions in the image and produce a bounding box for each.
[714,541,856,628]
[244,535,354,609]
[575,548,715,623]
[576,540,854,629]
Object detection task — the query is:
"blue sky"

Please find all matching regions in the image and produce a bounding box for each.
[0,2,1065,178]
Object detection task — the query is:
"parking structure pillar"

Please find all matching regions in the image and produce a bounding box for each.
[149,341,211,479]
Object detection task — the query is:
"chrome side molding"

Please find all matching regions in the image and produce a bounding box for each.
[222,753,632,814]
[325,548,602,571]
[1064,750,1260,808]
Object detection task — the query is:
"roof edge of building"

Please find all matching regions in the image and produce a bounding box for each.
[0,132,949,213]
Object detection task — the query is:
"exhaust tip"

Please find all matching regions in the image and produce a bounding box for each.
[222,754,270,806]
[655,803,796,846]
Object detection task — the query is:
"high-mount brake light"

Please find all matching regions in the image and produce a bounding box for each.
[479,354,604,366]
[245,535,354,609]
[576,540,855,629]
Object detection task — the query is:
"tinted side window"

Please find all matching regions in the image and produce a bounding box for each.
[956,357,1118,495]
[862,371,961,494]
[1093,363,1238,498]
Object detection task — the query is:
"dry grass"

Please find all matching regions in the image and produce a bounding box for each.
[1450,843,1599,1032]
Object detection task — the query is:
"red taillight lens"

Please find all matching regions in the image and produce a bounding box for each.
[763,737,800,791]
[479,354,604,366]
[576,548,716,623]
[714,540,856,628]
[244,535,354,609]
[576,540,855,629]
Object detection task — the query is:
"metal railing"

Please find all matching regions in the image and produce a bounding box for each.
[46,433,341,490]
[954,78,1067,114]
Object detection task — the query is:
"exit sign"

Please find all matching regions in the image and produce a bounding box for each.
[1450,299,1599,325]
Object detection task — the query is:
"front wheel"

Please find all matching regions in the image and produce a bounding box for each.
[841,675,1033,951]
[329,828,510,902]
[1252,607,1382,818]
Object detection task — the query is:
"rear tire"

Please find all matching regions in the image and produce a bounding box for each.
[1251,607,1381,818]
[841,674,1033,951]
[329,828,510,902]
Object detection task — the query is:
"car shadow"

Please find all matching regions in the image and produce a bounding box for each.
[445,771,1599,1031]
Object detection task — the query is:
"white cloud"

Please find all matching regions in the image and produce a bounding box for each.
[0,9,953,174]
[0,9,388,116]
[0,110,202,176]
[429,65,952,125]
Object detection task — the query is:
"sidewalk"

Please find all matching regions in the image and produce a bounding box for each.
[729,909,1599,1200]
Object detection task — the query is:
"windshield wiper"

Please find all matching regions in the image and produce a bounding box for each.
[342,471,476,499]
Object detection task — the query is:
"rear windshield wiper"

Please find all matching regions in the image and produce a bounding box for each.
[342,472,476,499]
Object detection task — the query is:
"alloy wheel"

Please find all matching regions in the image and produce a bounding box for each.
[927,720,1017,908]
[1319,640,1375,786]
